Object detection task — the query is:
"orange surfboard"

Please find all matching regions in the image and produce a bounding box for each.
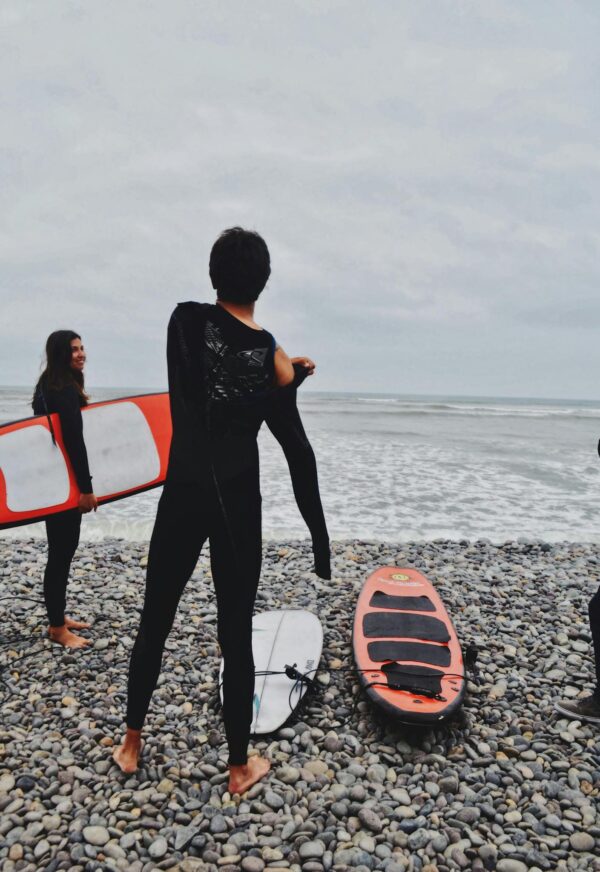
[353,567,465,724]
[0,393,171,530]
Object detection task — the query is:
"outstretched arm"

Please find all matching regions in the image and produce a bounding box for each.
[265,364,330,579]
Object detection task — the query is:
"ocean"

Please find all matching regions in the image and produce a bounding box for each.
[1,386,599,543]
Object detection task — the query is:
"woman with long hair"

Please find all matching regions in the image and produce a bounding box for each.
[32,330,98,648]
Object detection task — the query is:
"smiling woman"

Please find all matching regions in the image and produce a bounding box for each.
[31,330,98,648]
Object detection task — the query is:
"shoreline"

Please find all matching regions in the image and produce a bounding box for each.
[0,538,599,871]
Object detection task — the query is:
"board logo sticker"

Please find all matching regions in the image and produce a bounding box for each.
[388,572,423,587]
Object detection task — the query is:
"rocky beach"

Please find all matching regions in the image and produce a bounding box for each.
[0,536,599,872]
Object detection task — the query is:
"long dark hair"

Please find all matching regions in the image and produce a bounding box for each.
[32,330,89,408]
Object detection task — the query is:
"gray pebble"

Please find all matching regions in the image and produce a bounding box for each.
[148,836,168,858]
[83,826,110,846]
[570,832,595,852]
[358,807,383,833]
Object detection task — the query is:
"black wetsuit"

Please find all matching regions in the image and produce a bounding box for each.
[32,382,93,628]
[589,591,600,700]
[126,302,329,765]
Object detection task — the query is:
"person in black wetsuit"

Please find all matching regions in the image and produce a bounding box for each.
[555,597,600,724]
[554,441,600,723]
[114,227,330,794]
[32,331,98,648]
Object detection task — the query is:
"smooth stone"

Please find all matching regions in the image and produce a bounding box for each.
[276,766,300,785]
[0,774,15,792]
[148,836,168,858]
[241,857,265,872]
[34,839,50,859]
[210,814,228,834]
[408,829,431,851]
[83,826,110,846]
[264,790,284,810]
[358,807,382,833]
[299,840,326,859]
[496,861,528,872]
[455,807,480,824]
[304,760,329,776]
[569,832,595,852]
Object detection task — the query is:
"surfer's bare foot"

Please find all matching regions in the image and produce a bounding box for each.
[113,729,143,773]
[48,625,91,648]
[64,616,91,630]
[228,755,270,795]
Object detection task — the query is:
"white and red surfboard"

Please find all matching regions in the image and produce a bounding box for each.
[353,567,465,724]
[0,393,171,530]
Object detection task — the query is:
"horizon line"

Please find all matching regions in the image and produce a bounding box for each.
[1,384,599,405]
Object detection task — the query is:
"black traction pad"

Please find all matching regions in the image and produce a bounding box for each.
[368,640,451,667]
[380,662,443,697]
[363,611,450,643]
[369,591,435,612]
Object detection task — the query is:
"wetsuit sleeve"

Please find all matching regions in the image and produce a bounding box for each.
[265,364,331,580]
[167,304,207,411]
[54,388,93,493]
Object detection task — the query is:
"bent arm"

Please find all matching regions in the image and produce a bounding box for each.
[274,344,295,387]
[54,388,93,493]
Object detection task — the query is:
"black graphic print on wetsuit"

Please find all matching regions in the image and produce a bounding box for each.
[203,308,276,480]
[32,382,92,627]
[126,301,276,765]
[165,302,276,486]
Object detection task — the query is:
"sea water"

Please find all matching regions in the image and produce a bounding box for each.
[1,386,599,543]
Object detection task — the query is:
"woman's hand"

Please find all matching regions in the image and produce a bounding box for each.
[79,493,98,513]
[291,356,316,375]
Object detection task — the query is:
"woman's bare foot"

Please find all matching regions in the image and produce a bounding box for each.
[64,616,91,630]
[48,625,91,648]
[113,728,143,774]
[228,755,271,795]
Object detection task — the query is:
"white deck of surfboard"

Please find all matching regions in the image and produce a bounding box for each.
[0,401,160,512]
[219,610,323,735]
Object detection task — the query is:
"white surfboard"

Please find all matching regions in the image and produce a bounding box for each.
[219,610,323,734]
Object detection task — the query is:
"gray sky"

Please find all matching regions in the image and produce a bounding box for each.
[1,0,599,398]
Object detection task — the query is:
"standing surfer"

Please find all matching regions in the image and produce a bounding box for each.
[32,331,98,648]
[114,227,329,794]
[555,593,600,724]
[555,441,600,724]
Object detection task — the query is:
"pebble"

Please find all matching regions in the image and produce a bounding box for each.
[496,861,528,872]
[358,807,383,833]
[83,826,110,846]
[570,832,595,852]
[0,774,15,792]
[299,841,325,859]
[148,836,168,858]
[241,857,265,872]
[1,537,598,871]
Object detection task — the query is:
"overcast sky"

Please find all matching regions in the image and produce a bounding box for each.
[1,1,599,398]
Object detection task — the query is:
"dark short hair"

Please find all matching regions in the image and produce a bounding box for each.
[209,227,271,303]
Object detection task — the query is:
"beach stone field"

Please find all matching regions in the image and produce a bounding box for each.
[0,538,599,872]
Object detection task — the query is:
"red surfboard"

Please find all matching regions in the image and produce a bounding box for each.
[0,393,171,530]
[353,567,465,724]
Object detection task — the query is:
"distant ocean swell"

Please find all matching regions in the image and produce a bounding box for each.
[1,388,600,543]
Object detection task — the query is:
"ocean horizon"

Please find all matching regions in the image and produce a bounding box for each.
[1,386,599,544]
